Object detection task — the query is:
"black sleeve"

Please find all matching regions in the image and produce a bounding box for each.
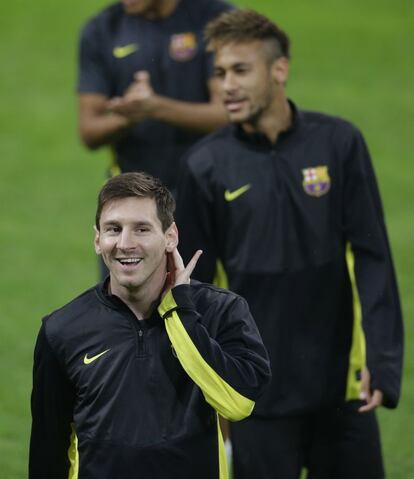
[158,285,271,421]
[29,322,75,478]
[176,151,218,283]
[77,19,112,95]
[343,128,403,408]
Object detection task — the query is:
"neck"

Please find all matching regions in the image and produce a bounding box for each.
[146,0,180,18]
[110,268,166,320]
[242,92,292,144]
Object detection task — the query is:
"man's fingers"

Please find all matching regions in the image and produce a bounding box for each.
[359,387,371,402]
[172,247,185,271]
[358,390,383,413]
[108,97,123,110]
[185,250,203,277]
[134,70,150,82]
[167,249,202,288]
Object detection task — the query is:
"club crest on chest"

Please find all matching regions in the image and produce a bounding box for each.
[302,166,331,197]
[169,32,197,61]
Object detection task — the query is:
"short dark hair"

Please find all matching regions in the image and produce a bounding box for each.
[95,172,175,231]
[205,9,290,61]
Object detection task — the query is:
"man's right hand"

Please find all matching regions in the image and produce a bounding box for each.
[108,70,158,123]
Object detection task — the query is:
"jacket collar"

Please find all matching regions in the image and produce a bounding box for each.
[94,278,163,326]
[233,99,302,149]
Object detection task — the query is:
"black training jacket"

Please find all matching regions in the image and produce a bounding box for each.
[176,102,403,417]
[29,281,270,479]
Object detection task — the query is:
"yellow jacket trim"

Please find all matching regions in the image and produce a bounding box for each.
[159,290,255,421]
[217,413,229,479]
[345,242,366,400]
[213,259,229,289]
[68,423,79,479]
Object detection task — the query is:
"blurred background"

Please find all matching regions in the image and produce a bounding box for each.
[0,0,412,477]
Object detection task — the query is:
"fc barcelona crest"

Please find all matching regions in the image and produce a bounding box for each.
[169,32,197,61]
[302,166,331,197]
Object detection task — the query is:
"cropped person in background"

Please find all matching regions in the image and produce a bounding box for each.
[177,9,403,479]
[77,0,232,194]
[29,172,270,479]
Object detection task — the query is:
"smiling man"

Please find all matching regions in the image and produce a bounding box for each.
[176,9,403,479]
[29,172,270,479]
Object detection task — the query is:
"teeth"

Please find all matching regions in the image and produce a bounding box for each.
[118,258,141,265]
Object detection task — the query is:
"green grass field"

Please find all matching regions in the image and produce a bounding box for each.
[1,0,413,477]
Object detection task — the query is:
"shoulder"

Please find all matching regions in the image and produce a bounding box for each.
[43,286,100,340]
[181,126,253,189]
[300,108,362,143]
[189,280,247,311]
[80,3,124,38]
[298,108,372,173]
[185,125,237,164]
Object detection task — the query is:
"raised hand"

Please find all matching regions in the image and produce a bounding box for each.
[163,248,203,298]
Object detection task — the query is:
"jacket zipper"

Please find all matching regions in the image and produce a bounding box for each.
[137,328,145,358]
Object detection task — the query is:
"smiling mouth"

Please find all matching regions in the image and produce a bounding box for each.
[116,258,143,266]
[224,98,247,112]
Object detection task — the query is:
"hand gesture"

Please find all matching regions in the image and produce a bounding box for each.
[108,71,157,123]
[162,248,203,298]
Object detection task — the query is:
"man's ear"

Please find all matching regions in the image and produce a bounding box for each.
[271,56,289,85]
[94,225,102,255]
[165,222,179,252]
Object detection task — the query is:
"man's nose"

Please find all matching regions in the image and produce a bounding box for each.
[223,72,238,92]
[117,229,135,250]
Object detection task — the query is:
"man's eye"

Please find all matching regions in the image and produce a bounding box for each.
[105,226,121,233]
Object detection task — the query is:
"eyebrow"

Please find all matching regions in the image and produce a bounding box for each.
[215,61,251,70]
[101,220,153,227]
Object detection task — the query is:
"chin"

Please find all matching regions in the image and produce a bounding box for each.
[111,271,141,289]
[121,1,147,14]
[123,6,144,14]
[228,107,254,123]
[227,112,246,123]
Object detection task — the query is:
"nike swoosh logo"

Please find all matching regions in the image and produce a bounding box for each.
[113,43,139,58]
[224,184,251,202]
[83,349,110,365]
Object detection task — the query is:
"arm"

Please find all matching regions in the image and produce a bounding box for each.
[148,77,228,132]
[79,74,227,150]
[77,16,227,150]
[343,128,403,410]
[29,323,75,479]
[77,20,131,149]
[159,249,271,421]
[78,93,131,149]
[108,72,228,133]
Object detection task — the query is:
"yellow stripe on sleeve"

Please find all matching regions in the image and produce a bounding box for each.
[159,290,255,421]
[68,423,79,479]
[345,242,366,400]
